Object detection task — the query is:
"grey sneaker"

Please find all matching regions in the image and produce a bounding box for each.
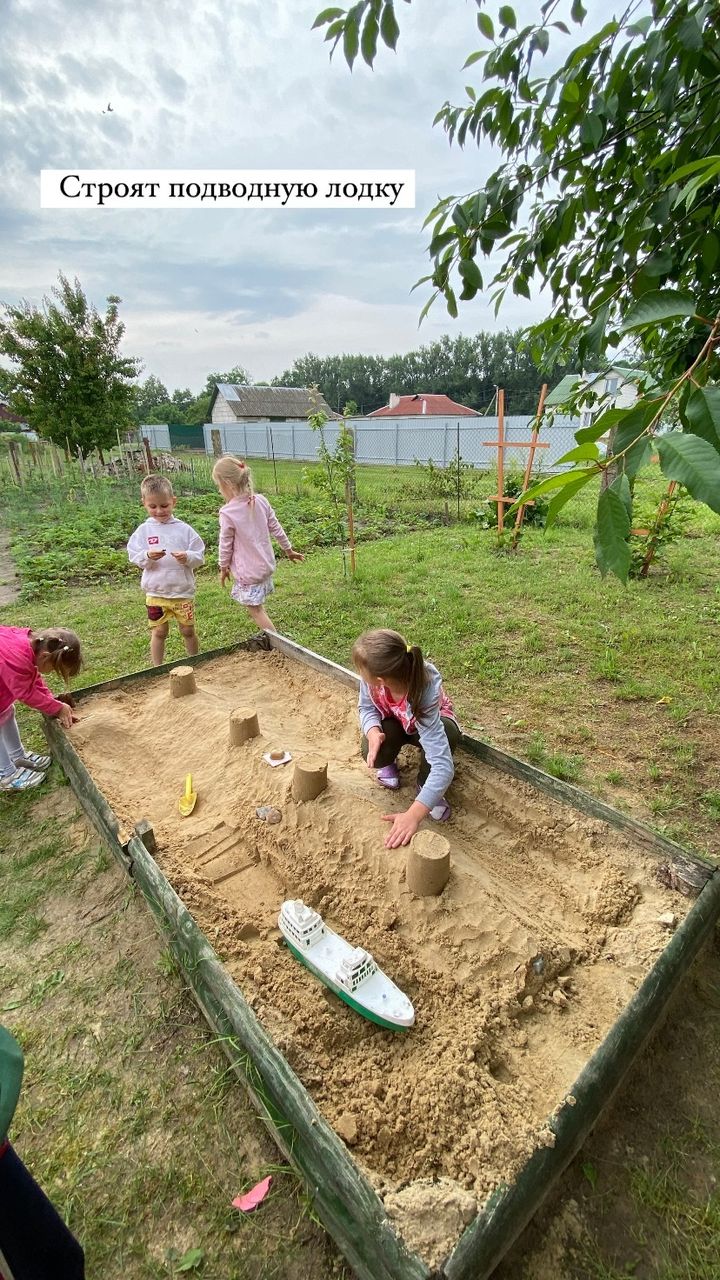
[12,751,52,772]
[0,766,46,792]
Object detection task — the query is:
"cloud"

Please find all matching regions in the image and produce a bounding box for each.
[1,0,607,392]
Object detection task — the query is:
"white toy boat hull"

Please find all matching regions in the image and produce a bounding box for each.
[278,903,414,1031]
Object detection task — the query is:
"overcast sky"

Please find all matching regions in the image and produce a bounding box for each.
[1,0,608,392]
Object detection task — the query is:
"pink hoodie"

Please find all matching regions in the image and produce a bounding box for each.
[218,494,292,586]
[0,626,65,718]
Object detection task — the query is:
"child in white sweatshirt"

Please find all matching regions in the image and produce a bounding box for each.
[127,475,205,666]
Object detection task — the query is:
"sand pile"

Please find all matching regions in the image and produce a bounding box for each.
[70,649,686,1265]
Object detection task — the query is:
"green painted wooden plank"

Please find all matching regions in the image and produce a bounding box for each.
[43,718,130,872]
[460,733,716,869]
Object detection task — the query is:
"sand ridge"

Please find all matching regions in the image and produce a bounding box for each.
[70,649,686,1269]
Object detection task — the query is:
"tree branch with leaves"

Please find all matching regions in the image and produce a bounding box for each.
[314,0,720,581]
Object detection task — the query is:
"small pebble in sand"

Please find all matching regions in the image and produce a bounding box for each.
[270,749,287,761]
[336,1113,358,1145]
[256,805,282,824]
[657,910,677,929]
[552,988,569,1008]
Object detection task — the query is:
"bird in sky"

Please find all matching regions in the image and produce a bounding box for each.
[102,103,114,114]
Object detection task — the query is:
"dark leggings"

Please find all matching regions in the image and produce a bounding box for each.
[0,1140,85,1278]
[360,716,461,787]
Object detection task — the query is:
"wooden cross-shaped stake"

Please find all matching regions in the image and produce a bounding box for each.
[481,387,549,534]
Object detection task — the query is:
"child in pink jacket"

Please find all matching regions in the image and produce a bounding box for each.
[212,456,303,632]
[0,626,82,792]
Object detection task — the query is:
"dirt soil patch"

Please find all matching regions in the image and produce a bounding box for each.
[69,648,692,1271]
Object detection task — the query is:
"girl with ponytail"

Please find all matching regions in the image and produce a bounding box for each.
[212,456,303,633]
[351,628,461,848]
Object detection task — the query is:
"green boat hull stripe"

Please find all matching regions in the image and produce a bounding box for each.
[284,940,410,1033]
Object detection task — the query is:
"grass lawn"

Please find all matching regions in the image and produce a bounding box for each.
[1,471,720,1278]
[0,784,349,1279]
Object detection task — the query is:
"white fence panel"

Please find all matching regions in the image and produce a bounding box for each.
[138,423,171,451]
[203,414,581,471]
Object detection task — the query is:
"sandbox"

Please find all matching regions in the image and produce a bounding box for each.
[46,635,720,1280]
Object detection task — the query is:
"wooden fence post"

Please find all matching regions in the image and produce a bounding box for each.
[8,442,22,485]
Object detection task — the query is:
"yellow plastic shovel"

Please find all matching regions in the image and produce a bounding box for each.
[179,773,197,817]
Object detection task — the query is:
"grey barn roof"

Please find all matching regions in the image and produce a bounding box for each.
[214,384,339,419]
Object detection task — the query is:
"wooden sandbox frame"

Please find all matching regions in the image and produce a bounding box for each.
[45,633,720,1280]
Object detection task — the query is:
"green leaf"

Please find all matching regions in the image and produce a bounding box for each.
[619,290,697,333]
[594,480,631,582]
[380,2,400,51]
[177,1247,205,1272]
[656,433,720,514]
[684,388,720,452]
[498,5,516,29]
[574,407,627,444]
[507,466,600,515]
[561,80,580,104]
[554,442,600,465]
[580,114,603,147]
[663,156,720,185]
[361,12,379,65]
[571,0,587,21]
[477,12,494,39]
[343,14,360,67]
[312,7,345,29]
[458,258,483,289]
[463,49,485,68]
[701,233,720,272]
[545,469,597,529]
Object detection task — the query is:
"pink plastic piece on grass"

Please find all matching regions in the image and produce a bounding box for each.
[232,1175,272,1212]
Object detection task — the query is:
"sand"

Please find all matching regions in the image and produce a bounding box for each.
[69,648,687,1270]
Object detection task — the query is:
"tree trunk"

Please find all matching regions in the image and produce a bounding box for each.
[601,425,620,491]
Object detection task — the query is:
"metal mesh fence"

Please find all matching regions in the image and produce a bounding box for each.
[0,411,581,546]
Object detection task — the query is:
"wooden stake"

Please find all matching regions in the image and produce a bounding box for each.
[142,436,153,474]
[8,442,21,485]
[512,383,549,546]
[639,481,678,579]
[346,478,356,576]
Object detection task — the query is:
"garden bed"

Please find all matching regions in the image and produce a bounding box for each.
[47,636,720,1280]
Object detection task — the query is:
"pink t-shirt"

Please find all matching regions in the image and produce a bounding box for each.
[0,626,65,718]
[367,681,457,735]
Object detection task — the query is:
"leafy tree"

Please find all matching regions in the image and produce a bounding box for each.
[133,374,169,423]
[0,273,139,456]
[314,0,720,580]
[203,365,251,397]
[276,330,576,414]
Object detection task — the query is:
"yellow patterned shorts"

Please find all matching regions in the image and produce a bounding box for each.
[145,596,195,629]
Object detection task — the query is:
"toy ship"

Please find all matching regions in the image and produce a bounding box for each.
[278,900,415,1031]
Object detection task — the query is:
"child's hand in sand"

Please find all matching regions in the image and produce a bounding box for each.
[55,703,77,729]
[147,549,165,561]
[366,726,385,768]
[382,805,424,848]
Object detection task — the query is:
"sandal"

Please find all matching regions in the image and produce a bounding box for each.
[12,752,52,772]
[0,767,46,792]
[377,764,400,790]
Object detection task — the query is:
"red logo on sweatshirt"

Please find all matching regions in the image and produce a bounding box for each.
[148,536,159,545]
